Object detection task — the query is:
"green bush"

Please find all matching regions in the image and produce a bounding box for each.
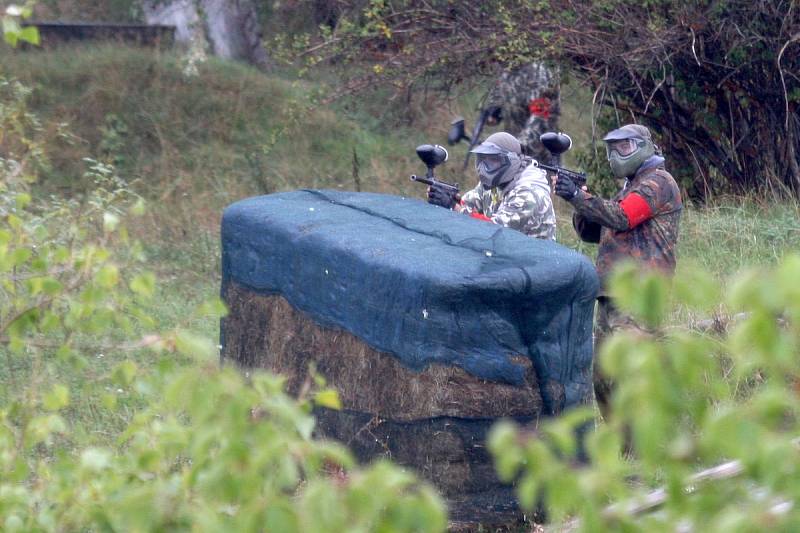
[0,66,446,531]
[489,259,800,531]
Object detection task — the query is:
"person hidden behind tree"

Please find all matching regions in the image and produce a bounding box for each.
[483,62,561,165]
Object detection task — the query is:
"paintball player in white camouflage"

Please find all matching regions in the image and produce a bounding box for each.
[428,132,556,240]
[483,62,560,164]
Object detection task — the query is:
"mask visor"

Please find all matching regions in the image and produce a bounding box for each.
[606,138,640,159]
[475,153,507,173]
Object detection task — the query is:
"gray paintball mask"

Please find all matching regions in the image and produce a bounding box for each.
[470,141,521,189]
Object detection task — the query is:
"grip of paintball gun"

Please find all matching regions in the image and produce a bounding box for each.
[538,164,587,187]
[410,175,461,202]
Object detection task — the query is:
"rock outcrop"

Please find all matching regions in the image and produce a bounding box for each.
[142,0,270,71]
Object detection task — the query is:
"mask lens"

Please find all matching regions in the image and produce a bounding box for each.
[476,153,505,172]
[607,139,638,157]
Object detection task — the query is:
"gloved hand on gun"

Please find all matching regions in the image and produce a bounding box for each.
[408,144,461,209]
[427,183,459,209]
[536,132,589,200]
[553,172,588,200]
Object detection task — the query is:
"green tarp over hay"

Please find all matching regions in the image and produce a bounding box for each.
[221,190,599,414]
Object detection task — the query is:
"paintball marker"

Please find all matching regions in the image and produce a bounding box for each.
[410,144,460,201]
[537,132,587,187]
[448,107,497,170]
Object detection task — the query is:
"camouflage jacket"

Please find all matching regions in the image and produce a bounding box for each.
[484,62,560,163]
[570,159,682,289]
[455,163,556,240]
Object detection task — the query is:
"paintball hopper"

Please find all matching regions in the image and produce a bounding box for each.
[537,132,587,186]
[447,117,470,145]
[416,144,449,170]
[540,132,573,156]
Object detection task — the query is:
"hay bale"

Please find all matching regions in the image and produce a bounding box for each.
[221,282,538,526]
[220,189,599,526]
[222,282,542,420]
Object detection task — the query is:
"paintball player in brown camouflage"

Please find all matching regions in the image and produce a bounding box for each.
[483,62,560,164]
[428,132,556,240]
[553,124,683,419]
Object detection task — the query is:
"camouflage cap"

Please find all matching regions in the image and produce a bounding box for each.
[471,131,522,155]
[603,124,652,142]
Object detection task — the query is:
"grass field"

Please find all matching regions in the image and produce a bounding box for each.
[2,43,800,449]
[4,43,798,339]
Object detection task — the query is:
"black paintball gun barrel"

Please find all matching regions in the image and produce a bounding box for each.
[409,144,460,201]
[447,108,495,170]
[538,132,587,187]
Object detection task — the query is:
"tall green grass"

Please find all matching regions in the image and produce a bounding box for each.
[555,199,800,276]
[679,200,800,274]
[0,44,433,292]
[2,44,420,198]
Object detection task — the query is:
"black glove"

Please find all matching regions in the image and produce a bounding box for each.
[427,184,457,209]
[554,173,579,200]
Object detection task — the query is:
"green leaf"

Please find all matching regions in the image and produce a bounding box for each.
[8,457,29,483]
[112,360,138,386]
[7,212,22,229]
[638,274,668,328]
[53,246,69,263]
[42,384,70,411]
[30,255,47,271]
[56,344,75,362]
[41,276,63,295]
[11,247,31,266]
[3,18,20,46]
[131,197,146,216]
[101,393,118,410]
[196,298,228,318]
[174,329,217,360]
[129,272,156,297]
[264,503,300,533]
[314,389,342,410]
[14,192,31,209]
[517,473,539,511]
[4,515,24,532]
[18,25,38,45]
[26,414,67,446]
[673,264,720,311]
[295,413,315,440]
[487,421,524,482]
[95,264,119,288]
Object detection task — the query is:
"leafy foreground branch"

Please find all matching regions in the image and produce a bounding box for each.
[489,259,800,531]
[1,363,446,531]
[0,179,445,530]
[0,75,445,531]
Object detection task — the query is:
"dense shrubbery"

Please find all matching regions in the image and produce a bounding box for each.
[302,0,800,201]
[489,260,800,530]
[0,20,447,527]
